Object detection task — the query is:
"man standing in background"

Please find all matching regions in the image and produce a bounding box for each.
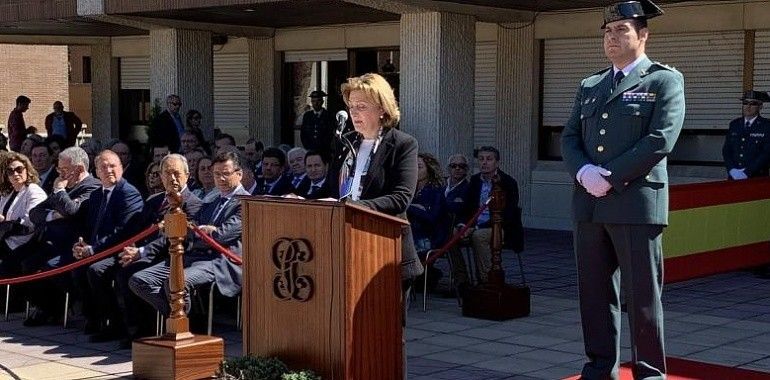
[44,101,83,148]
[7,95,31,152]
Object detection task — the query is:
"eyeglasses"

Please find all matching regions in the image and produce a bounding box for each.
[212,170,240,179]
[743,101,762,106]
[5,166,25,175]
[149,171,161,177]
[190,116,201,120]
[449,163,468,169]
[170,102,182,106]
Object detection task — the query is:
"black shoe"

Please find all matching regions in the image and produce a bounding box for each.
[89,328,127,343]
[23,311,54,327]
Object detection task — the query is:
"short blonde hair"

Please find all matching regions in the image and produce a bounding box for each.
[341,73,400,129]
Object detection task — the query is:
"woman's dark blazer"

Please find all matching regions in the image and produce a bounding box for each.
[329,126,424,280]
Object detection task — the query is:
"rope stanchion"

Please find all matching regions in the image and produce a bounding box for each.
[189,223,243,266]
[425,199,490,266]
[0,224,160,286]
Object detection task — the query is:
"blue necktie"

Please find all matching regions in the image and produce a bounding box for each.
[613,71,625,91]
[92,189,110,241]
[209,197,228,224]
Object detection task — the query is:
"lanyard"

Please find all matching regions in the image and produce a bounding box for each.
[339,129,383,199]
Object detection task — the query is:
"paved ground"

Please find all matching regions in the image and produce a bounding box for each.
[1,229,770,379]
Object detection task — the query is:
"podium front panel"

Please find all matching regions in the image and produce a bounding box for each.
[242,198,402,380]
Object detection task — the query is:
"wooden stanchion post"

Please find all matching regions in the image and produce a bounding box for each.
[462,176,531,321]
[132,188,224,380]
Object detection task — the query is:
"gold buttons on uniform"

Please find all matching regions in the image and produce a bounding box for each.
[599,129,606,135]
[602,113,609,119]
[597,146,605,152]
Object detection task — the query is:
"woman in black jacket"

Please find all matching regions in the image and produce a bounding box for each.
[333,73,423,281]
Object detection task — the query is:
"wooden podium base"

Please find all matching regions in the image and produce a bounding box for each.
[132,335,224,380]
[462,283,531,321]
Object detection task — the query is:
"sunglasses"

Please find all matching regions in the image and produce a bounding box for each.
[743,101,762,106]
[449,163,468,169]
[5,166,25,175]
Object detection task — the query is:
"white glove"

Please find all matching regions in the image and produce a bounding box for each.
[729,168,748,180]
[579,165,613,197]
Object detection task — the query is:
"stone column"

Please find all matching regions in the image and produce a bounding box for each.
[149,28,214,141]
[496,23,536,216]
[400,12,475,160]
[248,37,281,146]
[90,42,119,141]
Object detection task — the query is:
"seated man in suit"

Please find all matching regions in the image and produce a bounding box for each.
[30,142,58,194]
[296,150,331,199]
[287,147,308,189]
[23,147,102,326]
[129,150,249,318]
[109,154,203,345]
[254,147,293,196]
[448,146,523,289]
[71,149,144,340]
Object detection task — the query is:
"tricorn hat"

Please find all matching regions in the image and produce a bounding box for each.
[309,90,327,98]
[740,90,770,103]
[602,0,664,28]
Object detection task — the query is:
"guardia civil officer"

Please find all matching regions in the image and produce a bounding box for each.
[560,1,685,379]
[722,90,770,179]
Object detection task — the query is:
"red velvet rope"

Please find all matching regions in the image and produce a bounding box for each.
[189,223,243,266]
[0,224,160,285]
[425,199,490,266]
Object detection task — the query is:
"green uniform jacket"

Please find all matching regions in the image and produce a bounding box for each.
[561,57,685,226]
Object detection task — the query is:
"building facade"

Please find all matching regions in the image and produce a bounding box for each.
[2,0,769,229]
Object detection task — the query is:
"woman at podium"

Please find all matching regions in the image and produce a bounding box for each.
[334,73,423,285]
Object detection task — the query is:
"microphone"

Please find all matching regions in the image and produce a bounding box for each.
[335,110,348,138]
[334,110,357,161]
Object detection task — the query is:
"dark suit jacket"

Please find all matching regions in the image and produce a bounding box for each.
[141,185,248,296]
[300,109,335,152]
[445,178,470,219]
[123,162,148,197]
[30,176,101,258]
[295,176,331,200]
[460,171,524,253]
[78,178,144,253]
[408,184,447,249]
[561,57,685,226]
[37,167,59,194]
[329,127,423,279]
[44,111,83,148]
[149,110,182,153]
[722,115,770,177]
[254,175,294,196]
[128,188,203,254]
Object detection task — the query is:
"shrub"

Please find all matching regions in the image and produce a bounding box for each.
[216,356,320,380]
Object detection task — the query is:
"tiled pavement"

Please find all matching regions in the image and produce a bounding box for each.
[1,229,770,379]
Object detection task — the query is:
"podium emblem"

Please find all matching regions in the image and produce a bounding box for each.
[271,238,315,302]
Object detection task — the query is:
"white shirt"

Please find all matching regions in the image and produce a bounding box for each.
[613,54,647,77]
[351,139,375,201]
[745,116,758,126]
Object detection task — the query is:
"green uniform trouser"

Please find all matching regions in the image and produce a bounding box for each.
[575,222,666,380]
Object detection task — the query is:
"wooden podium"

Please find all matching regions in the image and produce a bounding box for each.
[241,197,407,380]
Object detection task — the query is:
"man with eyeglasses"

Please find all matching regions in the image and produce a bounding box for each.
[149,94,184,153]
[722,90,770,180]
[444,154,471,218]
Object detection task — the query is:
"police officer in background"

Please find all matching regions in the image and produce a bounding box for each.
[722,90,770,180]
[300,90,335,153]
[561,1,685,379]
